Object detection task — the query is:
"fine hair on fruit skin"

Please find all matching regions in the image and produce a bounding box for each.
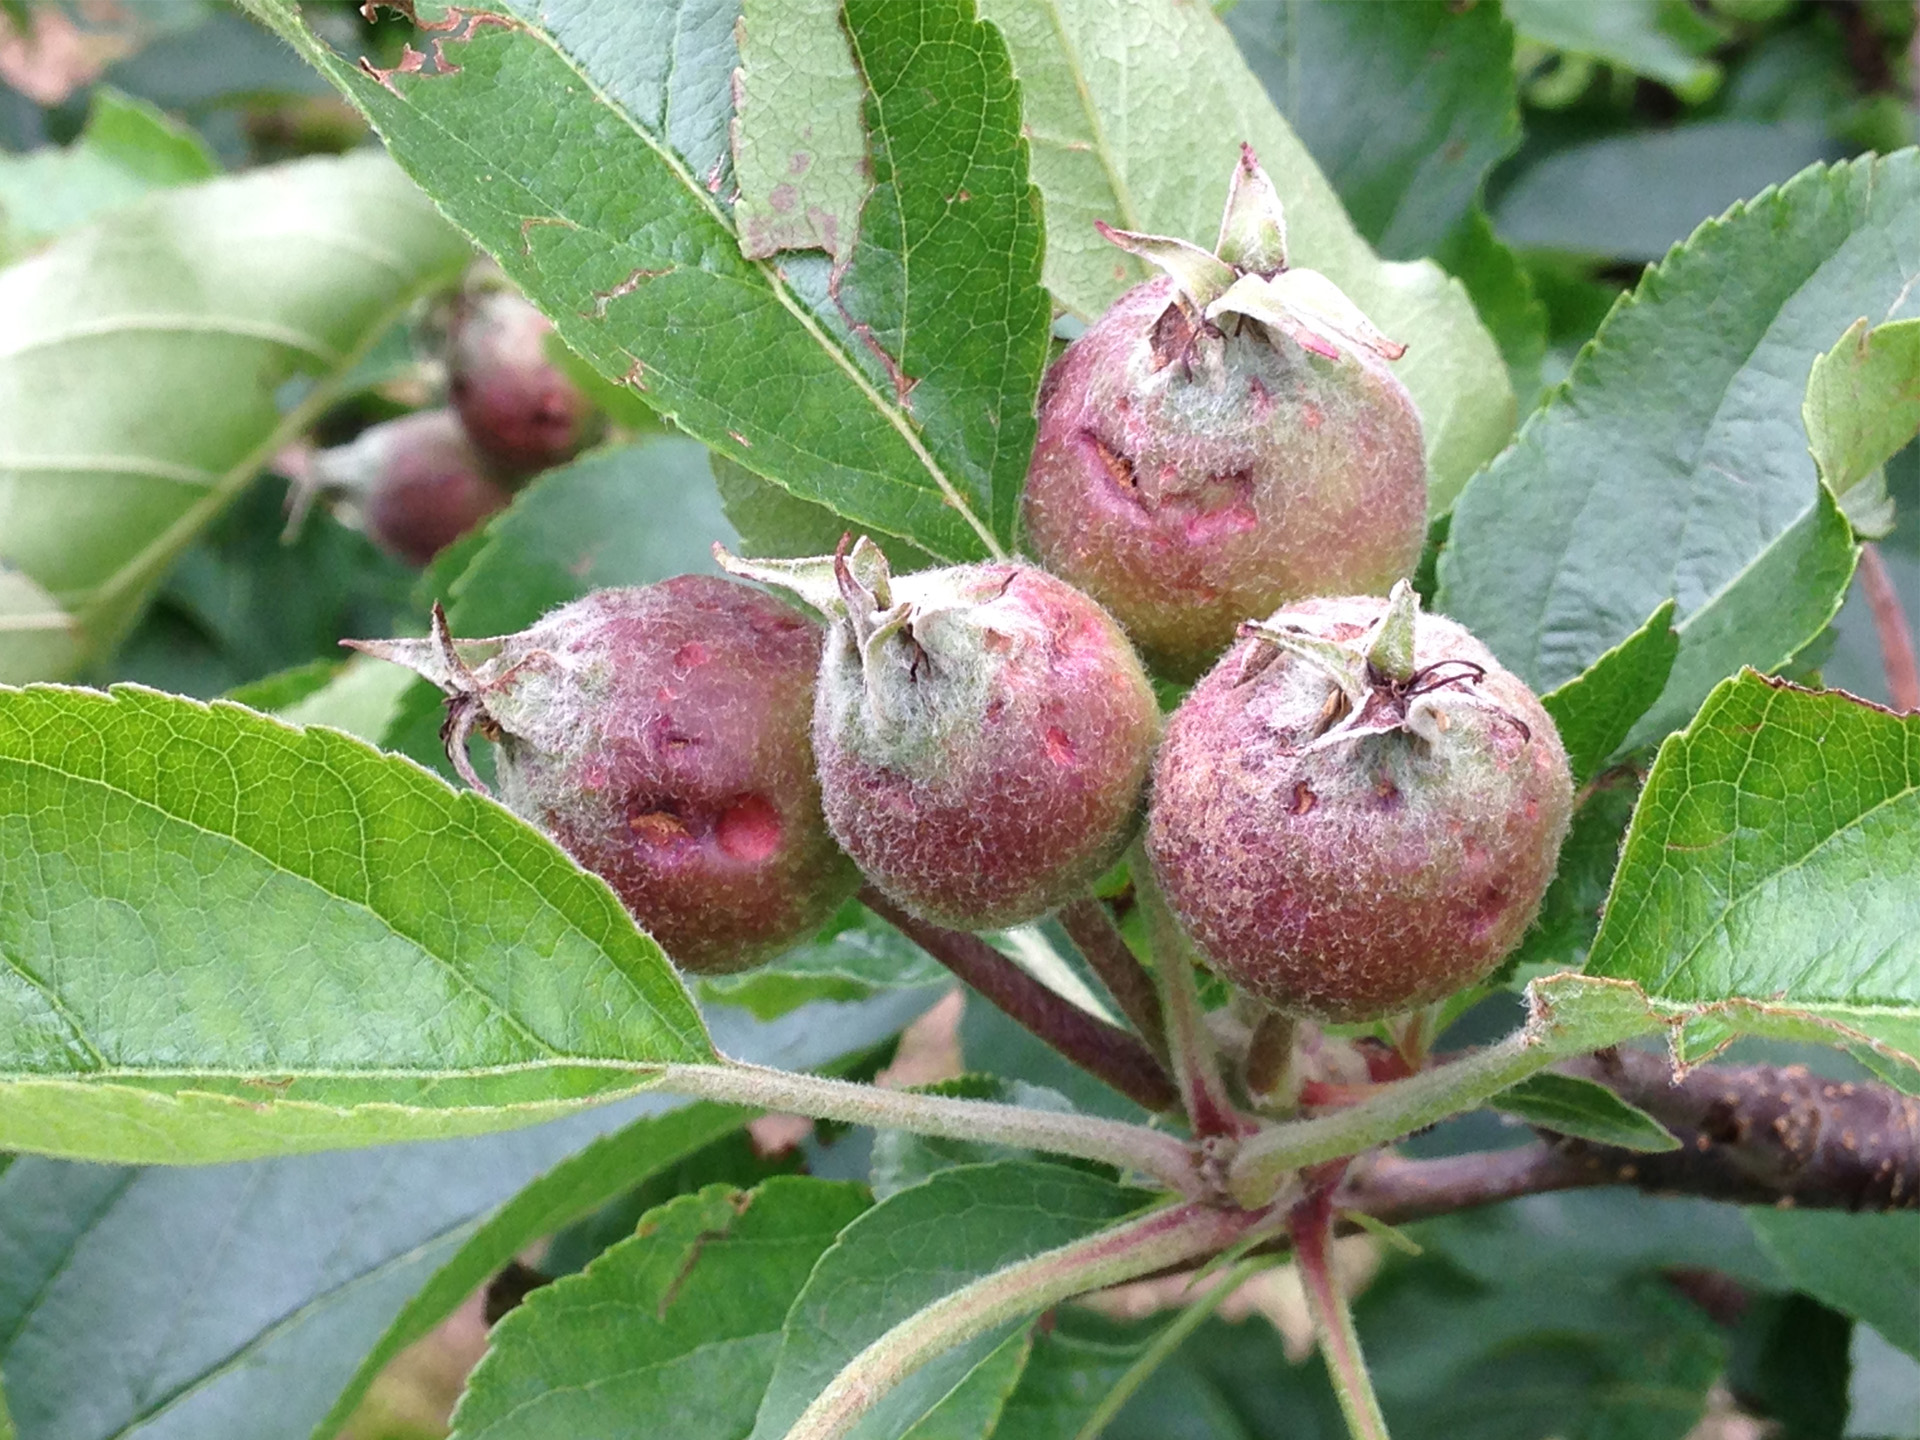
[1022,146,1428,681]
[350,576,859,974]
[1147,584,1574,1022]
[722,539,1162,932]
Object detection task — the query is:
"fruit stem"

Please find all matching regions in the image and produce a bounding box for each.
[1131,847,1246,1140]
[1069,1254,1268,1440]
[778,1199,1276,1440]
[1243,1009,1299,1113]
[1227,1031,1554,1207]
[659,1061,1201,1195]
[1291,1188,1392,1440]
[859,886,1181,1114]
[1058,898,1169,1063]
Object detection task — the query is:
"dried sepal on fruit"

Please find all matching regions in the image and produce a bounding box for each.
[1023,144,1427,680]
[1148,582,1573,1022]
[350,577,858,974]
[721,537,1161,931]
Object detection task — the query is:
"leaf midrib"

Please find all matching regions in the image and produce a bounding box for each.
[358,14,1004,560]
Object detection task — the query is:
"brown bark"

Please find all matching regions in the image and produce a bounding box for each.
[1341,1049,1920,1223]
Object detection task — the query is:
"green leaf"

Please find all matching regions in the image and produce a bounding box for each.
[1226,0,1520,262]
[1503,0,1721,99]
[451,1177,873,1440]
[977,0,1515,507]
[1439,154,1914,744]
[381,436,739,778]
[0,989,935,1440]
[902,1329,1035,1440]
[1804,316,1920,539]
[0,1100,682,1440]
[701,901,947,1022]
[270,654,416,745]
[109,470,416,701]
[1492,121,1837,262]
[0,684,713,1162]
[749,1161,1148,1440]
[836,0,1051,549]
[243,0,1048,564]
[0,567,79,686]
[1490,1072,1681,1151]
[991,1314,1155,1440]
[318,1102,753,1439]
[1724,1293,1854,1440]
[0,152,468,681]
[732,0,869,265]
[1584,671,1920,1074]
[1433,208,1549,405]
[0,86,217,256]
[1539,599,1679,784]
[222,657,344,714]
[1749,1210,1920,1359]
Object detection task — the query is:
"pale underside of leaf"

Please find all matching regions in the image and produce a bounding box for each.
[1440,154,1917,741]
[0,152,470,678]
[976,0,1514,506]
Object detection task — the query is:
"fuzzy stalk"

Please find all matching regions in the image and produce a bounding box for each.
[860,886,1180,1113]
[1243,1009,1299,1112]
[780,1200,1273,1440]
[1228,1032,1547,1207]
[1058,897,1169,1060]
[660,1061,1200,1196]
[1292,1190,1391,1440]
[1861,543,1920,712]
[1133,850,1245,1139]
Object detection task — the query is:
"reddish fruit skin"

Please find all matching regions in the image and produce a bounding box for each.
[1023,278,1428,679]
[1147,595,1572,1021]
[492,578,858,974]
[448,290,600,479]
[816,563,1159,930]
[357,409,512,566]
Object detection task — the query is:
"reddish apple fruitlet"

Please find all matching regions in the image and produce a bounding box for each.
[349,577,858,974]
[307,408,512,566]
[1148,582,1572,1022]
[1024,145,1427,679]
[722,539,1160,931]
[447,285,602,479]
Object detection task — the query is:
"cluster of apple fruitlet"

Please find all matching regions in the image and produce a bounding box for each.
[296,268,604,565]
[356,150,1578,1430]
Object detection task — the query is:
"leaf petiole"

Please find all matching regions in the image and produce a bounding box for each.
[657,1061,1201,1196]
[779,1198,1278,1440]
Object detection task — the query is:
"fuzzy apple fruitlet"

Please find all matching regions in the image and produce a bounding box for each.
[350,577,858,974]
[722,538,1160,931]
[447,283,602,479]
[1147,582,1573,1022]
[1023,146,1427,679]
